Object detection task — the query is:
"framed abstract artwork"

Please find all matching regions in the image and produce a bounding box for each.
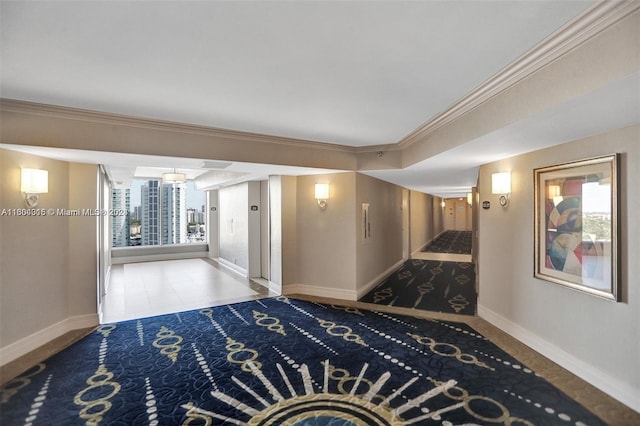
[534,154,619,300]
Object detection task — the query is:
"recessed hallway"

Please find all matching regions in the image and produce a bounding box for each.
[101,258,273,323]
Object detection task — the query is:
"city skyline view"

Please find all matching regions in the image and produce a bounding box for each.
[129,179,205,210]
[112,179,206,247]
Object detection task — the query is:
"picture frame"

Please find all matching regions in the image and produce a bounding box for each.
[533,154,619,301]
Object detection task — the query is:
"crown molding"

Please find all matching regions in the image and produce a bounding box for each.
[0,98,358,154]
[398,0,640,149]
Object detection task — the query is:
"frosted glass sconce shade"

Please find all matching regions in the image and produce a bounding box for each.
[492,172,511,207]
[21,168,48,207]
[491,172,511,194]
[315,183,329,209]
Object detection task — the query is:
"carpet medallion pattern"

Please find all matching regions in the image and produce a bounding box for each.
[1,298,603,425]
[424,231,473,254]
[360,259,477,315]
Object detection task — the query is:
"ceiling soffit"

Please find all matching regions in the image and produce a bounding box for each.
[397,0,640,149]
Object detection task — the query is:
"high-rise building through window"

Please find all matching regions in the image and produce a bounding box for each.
[162,182,187,245]
[112,178,204,247]
[141,180,160,246]
[140,180,187,246]
[111,188,130,247]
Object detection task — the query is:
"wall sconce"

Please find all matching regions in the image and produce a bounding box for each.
[491,172,511,207]
[466,192,473,206]
[21,168,49,207]
[315,183,329,209]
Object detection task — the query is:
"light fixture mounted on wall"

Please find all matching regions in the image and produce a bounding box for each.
[21,168,48,207]
[492,172,511,207]
[315,183,329,209]
[162,169,187,183]
[466,192,473,206]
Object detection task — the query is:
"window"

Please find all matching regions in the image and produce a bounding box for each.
[112,179,206,247]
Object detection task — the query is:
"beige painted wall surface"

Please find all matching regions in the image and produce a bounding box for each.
[434,197,445,236]
[68,163,99,317]
[409,191,432,254]
[294,173,357,295]
[477,125,640,410]
[355,173,403,292]
[0,150,70,347]
[270,175,299,289]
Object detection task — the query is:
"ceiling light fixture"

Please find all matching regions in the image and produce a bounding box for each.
[162,169,187,183]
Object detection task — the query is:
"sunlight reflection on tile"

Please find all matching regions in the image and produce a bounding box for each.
[102,258,272,323]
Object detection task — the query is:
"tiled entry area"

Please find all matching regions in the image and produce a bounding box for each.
[101,258,273,323]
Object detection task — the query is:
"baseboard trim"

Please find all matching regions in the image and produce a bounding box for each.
[284,284,358,301]
[478,304,640,413]
[111,252,207,264]
[412,242,429,257]
[412,230,447,256]
[268,281,282,294]
[357,259,406,300]
[0,314,99,367]
[217,258,249,278]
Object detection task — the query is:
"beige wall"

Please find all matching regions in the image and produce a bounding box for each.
[432,196,444,237]
[409,191,434,254]
[355,173,404,295]
[68,163,99,317]
[477,125,640,411]
[0,149,98,353]
[291,173,357,298]
[281,172,410,300]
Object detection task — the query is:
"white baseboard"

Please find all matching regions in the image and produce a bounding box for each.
[478,304,640,413]
[284,284,358,301]
[111,252,207,264]
[412,241,431,257]
[0,314,99,367]
[357,259,406,300]
[268,281,282,294]
[217,257,249,278]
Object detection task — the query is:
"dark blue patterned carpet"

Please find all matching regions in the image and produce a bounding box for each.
[424,231,473,254]
[1,297,604,425]
[360,259,477,315]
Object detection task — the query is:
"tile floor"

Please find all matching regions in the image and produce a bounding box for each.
[411,252,472,262]
[101,258,274,323]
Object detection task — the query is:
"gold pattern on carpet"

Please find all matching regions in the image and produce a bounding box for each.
[152,326,183,362]
[448,294,470,313]
[253,310,286,336]
[73,364,121,425]
[317,318,368,347]
[225,337,262,372]
[407,333,493,371]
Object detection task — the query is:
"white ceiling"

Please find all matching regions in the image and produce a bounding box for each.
[3,0,636,197]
